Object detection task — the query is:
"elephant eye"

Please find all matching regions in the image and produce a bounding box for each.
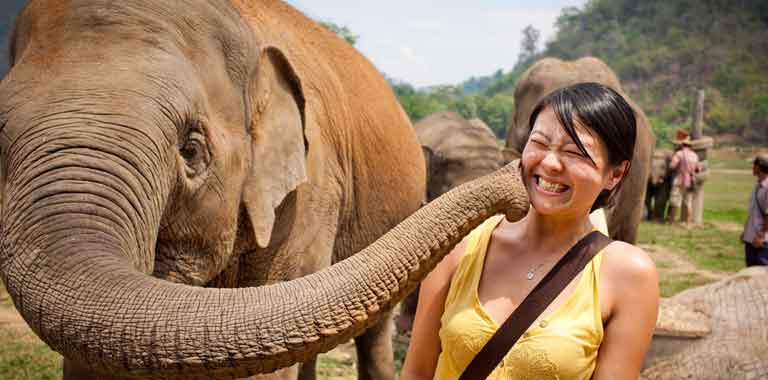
[180,131,210,175]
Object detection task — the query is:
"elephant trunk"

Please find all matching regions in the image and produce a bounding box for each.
[1,126,528,378]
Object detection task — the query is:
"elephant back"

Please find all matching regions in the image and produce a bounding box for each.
[415,112,502,200]
[416,112,499,156]
[506,57,623,153]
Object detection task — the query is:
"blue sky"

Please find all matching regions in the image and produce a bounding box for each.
[285,1,586,87]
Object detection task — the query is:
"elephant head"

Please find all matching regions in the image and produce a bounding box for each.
[0,0,529,378]
[416,112,503,201]
[650,149,673,186]
[505,57,655,243]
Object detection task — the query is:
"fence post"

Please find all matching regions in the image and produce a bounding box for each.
[689,89,712,225]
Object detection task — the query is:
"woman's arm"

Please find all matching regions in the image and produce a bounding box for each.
[400,239,468,380]
[669,151,680,170]
[593,243,659,380]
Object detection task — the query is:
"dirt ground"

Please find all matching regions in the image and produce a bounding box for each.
[640,243,730,282]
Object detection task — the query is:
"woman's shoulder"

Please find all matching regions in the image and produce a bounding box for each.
[602,241,656,275]
[600,241,658,292]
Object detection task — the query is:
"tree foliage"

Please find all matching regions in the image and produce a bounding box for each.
[390,78,513,139]
[515,25,541,72]
[318,21,358,46]
[544,0,768,144]
[391,0,768,146]
[388,24,546,139]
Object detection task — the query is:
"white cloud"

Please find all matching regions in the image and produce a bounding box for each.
[405,20,447,32]
[481,7,565,41]
[399,47,418,62]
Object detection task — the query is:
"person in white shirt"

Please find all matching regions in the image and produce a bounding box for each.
[668,132,699,224]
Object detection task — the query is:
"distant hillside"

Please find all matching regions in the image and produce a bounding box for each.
[394,0,768,146]
[0,0,27,78]
[543,0,768,144]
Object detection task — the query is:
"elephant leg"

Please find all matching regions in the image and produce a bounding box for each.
[64,359,102,380]
[645,185,655,220]
[396,286,419,333]
[652,188,665,222]
[298,357,317,380]
[249,365,299,380]
[355,310,395,380]
[656,185,670,222]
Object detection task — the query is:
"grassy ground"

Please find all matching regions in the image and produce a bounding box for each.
[0,329,61,380]
[0,283,62,380]
[636,147,758,297]
[702,166,754,223]
[0,147,762,380]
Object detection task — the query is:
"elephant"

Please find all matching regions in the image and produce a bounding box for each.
[416,112,503,202]
[645,149,674,222]
[641,267,768,379]
[397,112,503,332]
[505,57,655,243]
[0,1,530,379]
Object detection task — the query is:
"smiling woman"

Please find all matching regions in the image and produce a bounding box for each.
[522,83,635,215]
[401,82,659,380]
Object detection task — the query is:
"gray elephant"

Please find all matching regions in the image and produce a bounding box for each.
[645,149,674,222]
[505,57,655,243]
[0,1,526,380]
[642,267,768,379]
[416,112,503,202]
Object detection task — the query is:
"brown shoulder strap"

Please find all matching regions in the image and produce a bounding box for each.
[459,231,612,380]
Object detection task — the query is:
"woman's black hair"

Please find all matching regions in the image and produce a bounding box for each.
[527,82,637,211]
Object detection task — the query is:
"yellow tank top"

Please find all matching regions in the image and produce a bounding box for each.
[434,215,605,380]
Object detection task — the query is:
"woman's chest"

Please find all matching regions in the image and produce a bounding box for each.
[440,307,602,380]
[476,250,585,326]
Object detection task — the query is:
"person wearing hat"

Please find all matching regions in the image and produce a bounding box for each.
[668,129,700,224]
[741,154,768,266]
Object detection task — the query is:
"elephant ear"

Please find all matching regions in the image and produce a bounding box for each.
[421,146,438,201]
[421,146,435,183]
[243,46,308,248]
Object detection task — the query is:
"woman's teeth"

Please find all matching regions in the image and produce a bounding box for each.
[537,177,569,193]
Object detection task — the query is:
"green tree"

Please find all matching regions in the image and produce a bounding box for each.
[542,0,768,146]
[514,25,541,72]
[318,21,358,45]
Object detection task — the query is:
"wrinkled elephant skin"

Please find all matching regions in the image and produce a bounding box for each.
[642,267,768,379]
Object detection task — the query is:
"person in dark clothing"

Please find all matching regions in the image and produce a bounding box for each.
[742,154,768,266]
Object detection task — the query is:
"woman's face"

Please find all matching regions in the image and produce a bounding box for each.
[521,106,625,218]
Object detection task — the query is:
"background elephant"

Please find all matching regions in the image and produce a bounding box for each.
[505,57,655,243]
[416,112,503,202]
[641,267,768,379]
[645,149,674,221]
[0,0,479,379]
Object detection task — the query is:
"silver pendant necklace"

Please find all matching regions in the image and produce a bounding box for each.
[526,263,546,280]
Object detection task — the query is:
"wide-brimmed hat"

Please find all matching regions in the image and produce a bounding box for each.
[673,128,692,146]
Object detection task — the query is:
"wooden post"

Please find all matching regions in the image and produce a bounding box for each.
[689,90,708,225]
[691,90,705,140]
